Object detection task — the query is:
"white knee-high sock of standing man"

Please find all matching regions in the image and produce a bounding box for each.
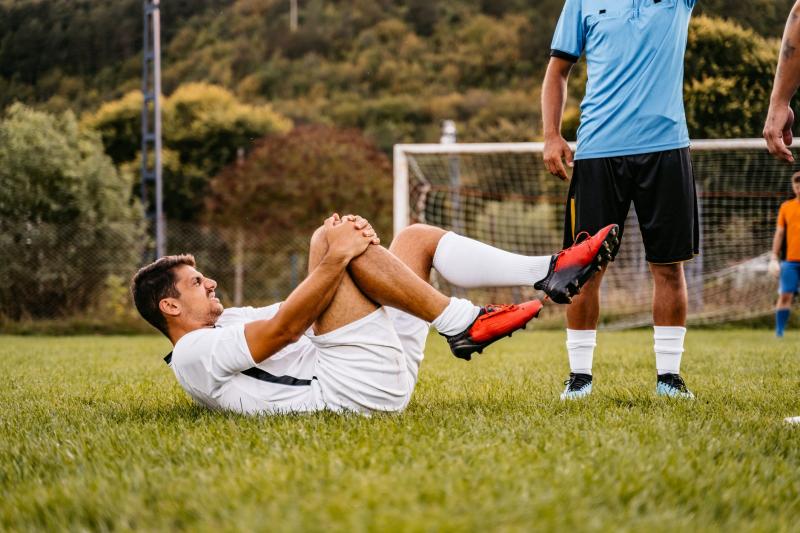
[653,326,686,375]
[566,329,596,375]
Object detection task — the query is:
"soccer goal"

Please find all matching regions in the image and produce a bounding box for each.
[394,139,796,328]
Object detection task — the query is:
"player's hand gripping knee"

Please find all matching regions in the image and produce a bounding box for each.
[543,134,574,181]
[342,214,380,245]
[324,214,376,261]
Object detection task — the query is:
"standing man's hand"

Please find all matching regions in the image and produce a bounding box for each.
[764,103,795,163]
[543,134,574,181]
[765,1,800,162]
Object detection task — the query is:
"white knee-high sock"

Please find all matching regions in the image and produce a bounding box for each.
[654,326,686,375]
[432,232,552,288]
[566,329,596,375]
[431,297,481,336]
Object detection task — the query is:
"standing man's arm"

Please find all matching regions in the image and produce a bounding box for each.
[542,57,576,181]
[764,1,800,162]
[543,0,584,179]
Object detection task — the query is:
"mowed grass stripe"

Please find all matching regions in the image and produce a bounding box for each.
[1,331,799,532]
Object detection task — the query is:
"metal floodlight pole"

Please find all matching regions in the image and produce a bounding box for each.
[441,120,463,235]
[142,0,165,259]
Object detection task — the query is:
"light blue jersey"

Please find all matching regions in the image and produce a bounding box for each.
[551,0,696,160]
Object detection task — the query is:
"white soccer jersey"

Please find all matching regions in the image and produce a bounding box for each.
[168,305,430,416]
[170,304,323,414]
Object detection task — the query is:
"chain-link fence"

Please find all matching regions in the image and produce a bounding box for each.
[0,216,311,330]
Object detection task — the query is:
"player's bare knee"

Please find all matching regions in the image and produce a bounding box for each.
[391,224,446,254]
[308,225,329,271]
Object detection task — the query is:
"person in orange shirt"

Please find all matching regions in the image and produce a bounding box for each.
[768,172,800,337]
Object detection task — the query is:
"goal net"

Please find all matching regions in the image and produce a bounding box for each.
[394,140,796,328]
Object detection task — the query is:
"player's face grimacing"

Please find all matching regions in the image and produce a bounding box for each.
[169,264,224,326]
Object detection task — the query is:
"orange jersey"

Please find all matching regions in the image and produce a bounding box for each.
[778,199,800,261]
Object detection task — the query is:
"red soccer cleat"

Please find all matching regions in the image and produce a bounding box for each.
[534,224,620,304]
[444,300,543,360]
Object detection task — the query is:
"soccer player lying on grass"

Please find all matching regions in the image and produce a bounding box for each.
[131,215,618,415]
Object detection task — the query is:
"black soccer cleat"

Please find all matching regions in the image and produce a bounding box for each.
[560,372,593,400]
[656,373,694,399]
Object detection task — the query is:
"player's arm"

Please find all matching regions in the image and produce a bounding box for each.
[542,56,576,181]
[772,227,786,260]
[764,1,800,162]
[770,209,786,276]
[243,216,376,364]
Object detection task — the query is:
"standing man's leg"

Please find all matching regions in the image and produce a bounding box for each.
[563,270,604,399]
[635,148,698,399]
[776,293,793,338]
[775,261,798,337]
[561,157,631,400]
[650,263,688,380]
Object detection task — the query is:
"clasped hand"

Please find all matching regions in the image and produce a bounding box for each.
[323,213,380,261]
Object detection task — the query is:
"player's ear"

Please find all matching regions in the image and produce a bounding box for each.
[160,298,180,317]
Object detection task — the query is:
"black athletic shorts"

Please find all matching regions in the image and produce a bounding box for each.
[562,147,699,264]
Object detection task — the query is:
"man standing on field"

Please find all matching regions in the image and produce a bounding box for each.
[540,0,699,399]
[763,0,800,424]
[767,173,800,338]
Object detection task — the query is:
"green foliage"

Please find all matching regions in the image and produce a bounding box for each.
[0,1,793,151]
[696,0,795,37]
[684,16,780,138]
[1,331,799,530]
[207,124,392,238]
[84,83,293,221]
[0,104,146,320]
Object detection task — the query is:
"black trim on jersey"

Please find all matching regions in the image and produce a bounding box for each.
[550,49,579,63]
[241,367,317,386]
[163,351,315,386]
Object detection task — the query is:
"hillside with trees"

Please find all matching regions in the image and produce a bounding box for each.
[0,0,792,149]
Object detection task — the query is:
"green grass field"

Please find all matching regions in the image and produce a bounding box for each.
[1,330,799,532]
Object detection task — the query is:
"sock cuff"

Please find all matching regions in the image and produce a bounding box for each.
[653,326,687,340]
[566,329,597,341]
[431,296,480,336]
[566,328,597,349]
[653,326,686,356]
[431,231,457,273]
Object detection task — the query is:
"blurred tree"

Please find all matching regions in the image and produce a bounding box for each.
[0,104,146,319]
[684,16,779,138]
[207,124,393,240]
[84,82,293,221]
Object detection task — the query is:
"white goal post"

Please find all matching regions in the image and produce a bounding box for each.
[393,139,797,328]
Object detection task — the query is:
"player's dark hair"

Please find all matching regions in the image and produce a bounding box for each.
[131,254,196,338]
[792,171,800,184]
